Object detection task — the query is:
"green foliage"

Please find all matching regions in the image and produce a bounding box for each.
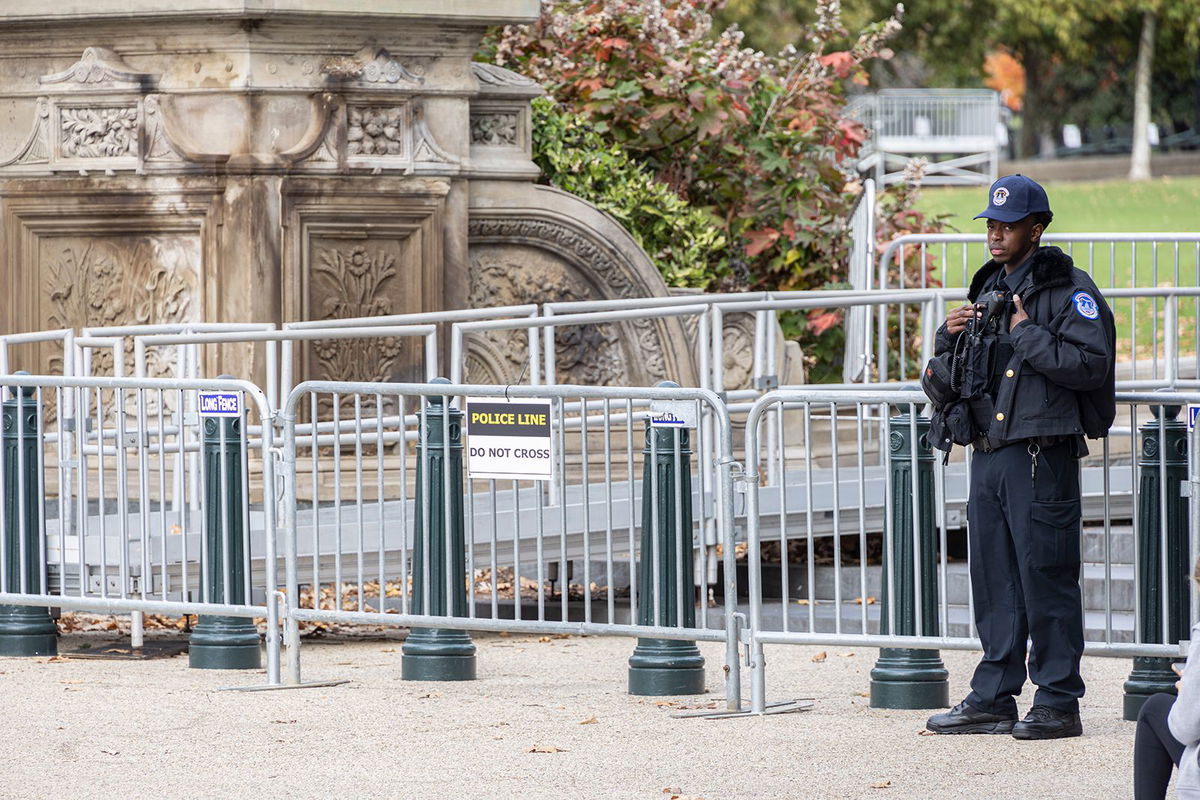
[530,96,727,289]
[481,1,901,292]
[479,0,946,381]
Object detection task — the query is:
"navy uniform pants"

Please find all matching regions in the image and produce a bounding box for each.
[965,439,1086,715]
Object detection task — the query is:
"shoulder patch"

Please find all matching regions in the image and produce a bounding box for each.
[1072,291,1099,320]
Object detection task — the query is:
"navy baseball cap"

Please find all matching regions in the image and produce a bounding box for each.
[973,174,1051,223]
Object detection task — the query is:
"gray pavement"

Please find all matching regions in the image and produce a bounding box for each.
[3,630,1150,799]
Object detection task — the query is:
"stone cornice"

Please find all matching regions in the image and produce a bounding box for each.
[0,0,541,24]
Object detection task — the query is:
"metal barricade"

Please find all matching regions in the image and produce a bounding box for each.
[133,325,440,414]
[278,380,742,706]
[846,89,1001,186]
[739,386,1200,713]
[876,234,1200,384]
[0,373,283,682]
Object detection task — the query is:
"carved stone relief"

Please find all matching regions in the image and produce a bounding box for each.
[40,234,199,413]
[40,47,158,88]
[472,62,539,89]
[0,97,50,169]
[721,315,756,391]
[347,105,408,158]
[469,216,672,383]
[321,47,424,87]
[309,242,404,384]
[467,248,624,385]
[59,106,137,159]
[470,112,519,147]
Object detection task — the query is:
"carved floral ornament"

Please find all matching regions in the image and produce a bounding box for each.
[310,244,403,384]
[347,106,407,157]
[59,106,137,159]
[470,112,519,147]
[42,235,198,414]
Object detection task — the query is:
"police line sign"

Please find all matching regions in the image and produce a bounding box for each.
[198,391,242,416]
[466,398,553,481]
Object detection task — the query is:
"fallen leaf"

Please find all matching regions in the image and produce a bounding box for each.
[811,651,827,663]
[855,692,869,697]
[538,636,551,643]
[853,596,877,605]
[498,631,510,638]
[837,652,856,658]
[579,715,598,725]
[870,781,892,789]
[653,700,679,707]
[528,745,567,754]
[918,730,937,736]
[795,599,809,606]
[380,648,396,653]
[663,789,682,795]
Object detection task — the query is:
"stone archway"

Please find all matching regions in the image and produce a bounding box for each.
[467,182,698,387]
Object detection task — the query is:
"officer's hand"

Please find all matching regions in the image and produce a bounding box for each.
[1009,294,1030,332]
[945,305,977,335]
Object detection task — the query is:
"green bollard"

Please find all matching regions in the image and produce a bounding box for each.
[402,379,476,681]
[189,387,261,670]
[628,381,705,696]
[1123,403,1189,720]
[870,410,949,709]
[0,377,57,656]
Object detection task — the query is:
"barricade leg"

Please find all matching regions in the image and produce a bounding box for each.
[1123,405,1189,720]
[403,381,476,681]
[629,392,705,696]
[869,411,949,708]
[190,412,261,669]
[0,381,57,656]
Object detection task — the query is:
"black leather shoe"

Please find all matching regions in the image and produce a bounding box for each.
[1011,705,1083,740]
[926,701,1017,734]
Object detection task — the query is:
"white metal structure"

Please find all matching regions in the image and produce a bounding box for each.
[847,89,1002,186]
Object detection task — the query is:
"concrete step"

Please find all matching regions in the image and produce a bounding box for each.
[798,556,1135,616]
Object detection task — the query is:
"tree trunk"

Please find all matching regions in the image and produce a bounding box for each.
[1019,47,1040,160]
[1019,47,1057,159]
[1129,9,1157,181]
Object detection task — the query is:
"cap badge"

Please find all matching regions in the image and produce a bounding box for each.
[992,187,1009,206]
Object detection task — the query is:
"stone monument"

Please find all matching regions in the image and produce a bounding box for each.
[0,0,701,387]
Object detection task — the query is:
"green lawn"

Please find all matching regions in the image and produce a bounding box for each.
[912,177,1200,364]
[917,175,1200,236]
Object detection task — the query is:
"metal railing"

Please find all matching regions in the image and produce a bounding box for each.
[740,386,1199,713]
[846,89,1001,186]
[0,373,283,682]
[874,234,1200,385]
[278,380,742,706]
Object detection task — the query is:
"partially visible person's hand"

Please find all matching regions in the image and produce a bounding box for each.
[945,305,977,335]
[1009,294,1030,332]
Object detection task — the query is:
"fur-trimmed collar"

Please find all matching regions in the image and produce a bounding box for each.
[966,245,1075,302]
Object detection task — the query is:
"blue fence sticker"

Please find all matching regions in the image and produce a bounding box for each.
[198,392,242,416]
[1189,405,1200,431]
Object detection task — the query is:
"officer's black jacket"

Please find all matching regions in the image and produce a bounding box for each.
[934,245,1116,443]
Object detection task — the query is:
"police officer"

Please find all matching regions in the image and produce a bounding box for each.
[925,175,1116,740]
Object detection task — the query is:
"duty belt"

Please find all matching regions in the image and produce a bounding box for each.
[972,434,1070,454]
